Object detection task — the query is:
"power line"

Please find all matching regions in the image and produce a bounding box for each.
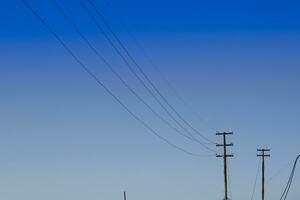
[50,0,211,149]
[21,0,214,157]
[251,157,261,200]
[80,0,216,153]
[280,154,300,200]
[88,0,216,144]
[267,160,293,183]
[79,0,206,144]
[103,0,218,133]
[85,0,216,145]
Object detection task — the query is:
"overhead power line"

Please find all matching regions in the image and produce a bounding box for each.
[50,0,214,150]
[103,0,218,133]
[280,154,300,200]
[85,0,215,145]
[251,157,261,200]
[268,160,294,183]
[79,0,213,150]
[21,0,214,157]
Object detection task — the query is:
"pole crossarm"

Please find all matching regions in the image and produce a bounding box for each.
[257,149,270,151]
[216,143,234,147]
[216,132,233,136]
[257,154,270,157]
[216,154,234,158]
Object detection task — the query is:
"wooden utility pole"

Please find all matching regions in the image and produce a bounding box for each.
[123,191,127,200]
[257,149,270,200]
[216,132,234,200]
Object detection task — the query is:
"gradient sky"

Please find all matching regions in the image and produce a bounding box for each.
[1,0,300,200]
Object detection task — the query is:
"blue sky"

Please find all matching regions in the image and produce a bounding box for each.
[1,0,300,200]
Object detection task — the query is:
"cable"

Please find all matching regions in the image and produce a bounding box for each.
[280,162,295,200]
[88,0,215,144]
[251,157,261,200]
[103,0,218,133]
[21,0,214,157]
[50,0,210,147]
[280,154,300,200]
[80,0,212,149]
[268,160,293,183]
[80,0,206,145]
[86,0,216,145]
[80,0,217,153]
[280,160,296,200]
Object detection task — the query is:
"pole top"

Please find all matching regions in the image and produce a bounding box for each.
[257,149,271,152]
[216,132,234,135]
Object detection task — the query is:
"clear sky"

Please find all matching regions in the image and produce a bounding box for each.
[1,0,300,200]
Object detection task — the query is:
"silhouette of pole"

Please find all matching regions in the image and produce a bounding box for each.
[216,132,234,200]
[257,149,270,200]
[123,191,127,200]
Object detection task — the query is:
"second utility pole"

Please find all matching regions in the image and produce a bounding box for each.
[257,149,270,200]
[216,132,234,200]
[123,191,127,200]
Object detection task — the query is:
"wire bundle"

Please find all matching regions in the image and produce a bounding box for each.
[279,155,300,200]
[21,0,218,157]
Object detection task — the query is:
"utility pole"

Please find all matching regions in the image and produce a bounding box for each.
[123,191,127,200]
[216,132,234,200]
[257,149,270,200]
